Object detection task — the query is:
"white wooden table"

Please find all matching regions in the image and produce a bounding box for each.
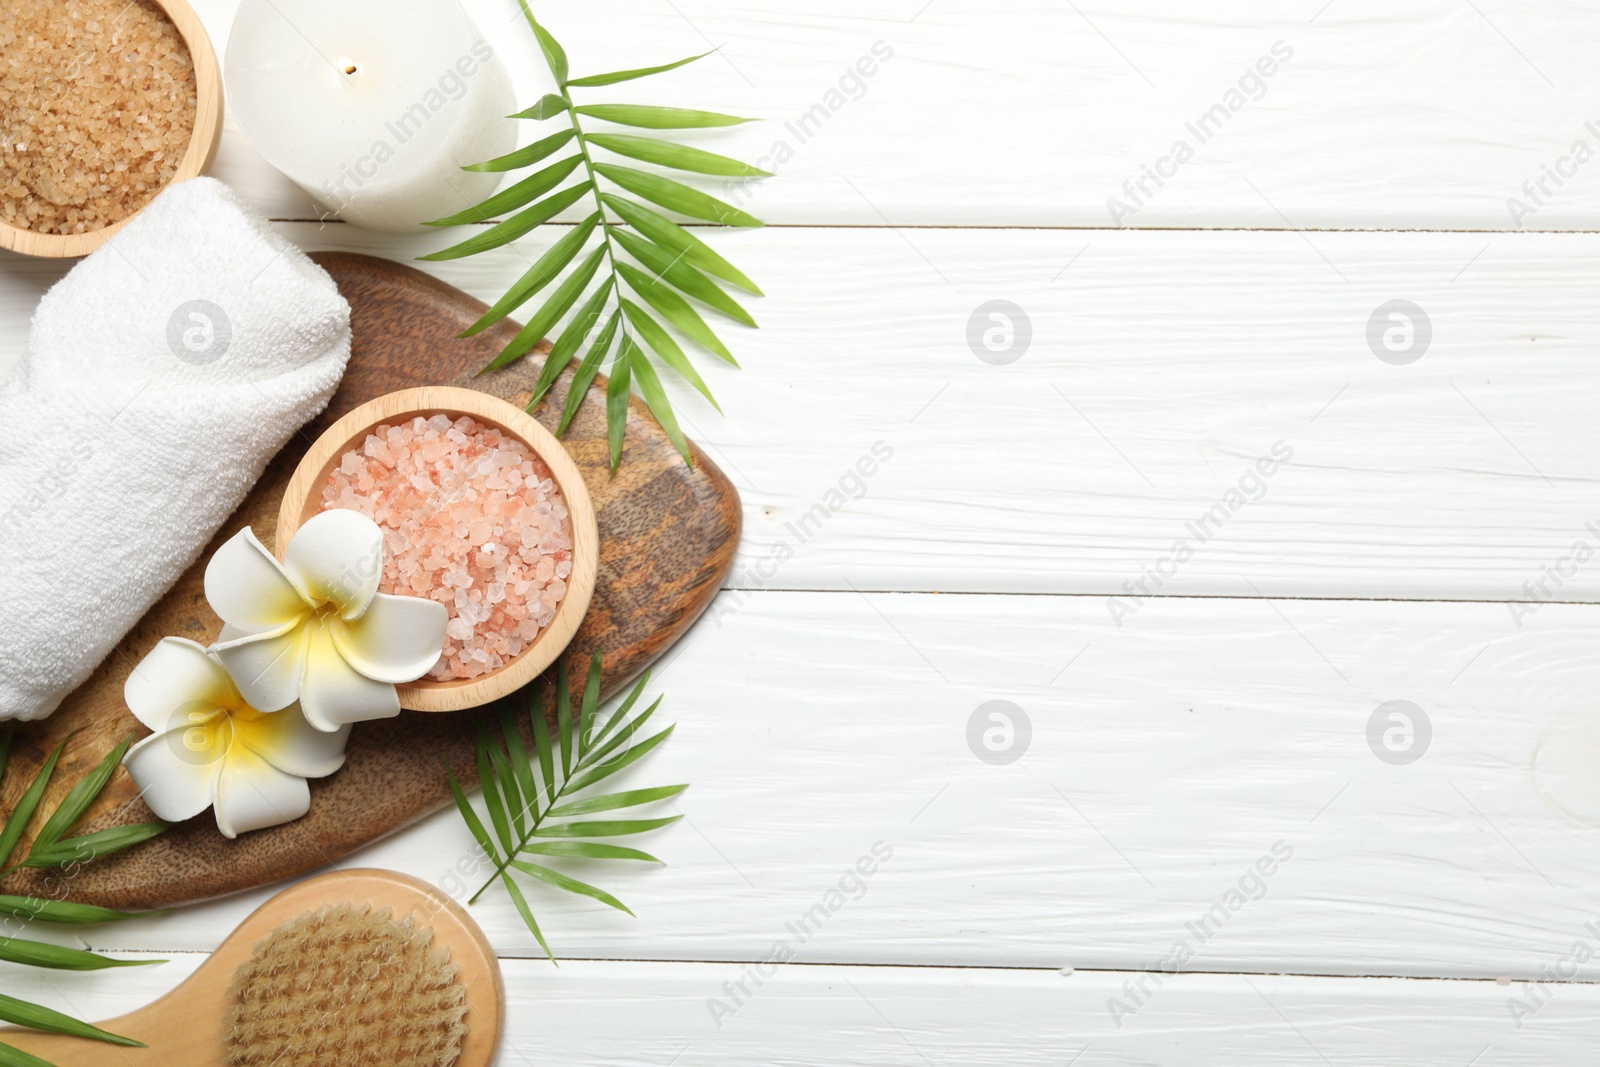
[4,1,1599,1062]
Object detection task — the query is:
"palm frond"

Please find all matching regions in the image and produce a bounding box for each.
[423,6,769,470]
[0,726,167,1065]
[456,652,684,962]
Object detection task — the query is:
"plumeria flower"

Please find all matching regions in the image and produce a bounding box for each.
[205,508,448,731]
[122,638,349,839]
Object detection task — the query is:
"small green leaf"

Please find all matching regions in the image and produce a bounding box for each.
[510,93,570,120]
[566,52,711,88]
[612,229,757,327]
[448,769,499,863]
[485,245,608,371]
[619,265,735,369]
[0,1039,62,1067]
[500,707,541,830]
[606,344,634,471]
[499,871,556,963]
[0,736,68,870]
[559,310,619,435]
[31,734,135,854]
[578,698,663,775]
[549,784,688,817]
[510,860,633,914]
[556,666,574,780]
[529,277,613,409]
[521,840,662,862]
[530,688,556,807]
[579,652,603,757]
[418,182,592,262]
[475,735,515,855]
[427,156,584,227]
[463,213,598,336]
[482,721,526,840]
[626,342,692,465]
[0,895,146,925]
[463,128,576,172]
[533,815,682,838]
[604,194,762,294]
[569,724,676,794]
[575,104,754,129]
[589,671,650,750]
[594,163,763,227]
[0,936,160,971]
[22,823,166,869]
[588,133,770,177]
[528,19,569,85]
[0,992,142,1047]
[620,297,718,410]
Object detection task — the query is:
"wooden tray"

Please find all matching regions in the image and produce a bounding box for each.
[0,253,740,909]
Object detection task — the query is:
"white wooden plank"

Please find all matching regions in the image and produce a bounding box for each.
[70,591,1600,985]
[182,0,1600,229]
[6,224,1597,601]
[13,222,1573,603]
[4,956,1592,1065]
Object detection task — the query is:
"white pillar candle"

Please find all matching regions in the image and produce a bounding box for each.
[225,0,516,232]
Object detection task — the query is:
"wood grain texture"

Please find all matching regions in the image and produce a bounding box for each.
[7,956,1595,1065]
[0,252,740,909]
[0,0,223,258]
[1,869,503,1067]
[184,0,1600,229]
[119,222,1595,605]
[64,591,1600,983]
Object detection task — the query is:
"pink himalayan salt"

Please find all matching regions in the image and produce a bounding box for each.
[319,414,573,681]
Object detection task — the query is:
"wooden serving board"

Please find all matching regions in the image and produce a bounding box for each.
[0,252,741,909]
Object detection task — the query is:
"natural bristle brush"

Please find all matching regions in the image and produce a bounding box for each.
[2,869,503,1066]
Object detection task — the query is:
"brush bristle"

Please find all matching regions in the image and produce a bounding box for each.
[224,902,468,1067]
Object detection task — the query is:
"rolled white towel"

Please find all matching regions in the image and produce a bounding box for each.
[0,177,351,721]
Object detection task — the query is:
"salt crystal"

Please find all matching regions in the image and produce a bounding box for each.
[319,414,572,681]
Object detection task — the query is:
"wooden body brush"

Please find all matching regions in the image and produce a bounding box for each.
[2,869,503,1066]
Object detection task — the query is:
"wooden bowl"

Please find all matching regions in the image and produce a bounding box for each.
[0,0,223,258]
[276,386,598,713]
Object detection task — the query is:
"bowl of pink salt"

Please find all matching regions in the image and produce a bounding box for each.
[276,386,597,712]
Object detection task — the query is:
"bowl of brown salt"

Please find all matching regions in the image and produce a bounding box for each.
[0,0,223,258]
[277,387,599,713]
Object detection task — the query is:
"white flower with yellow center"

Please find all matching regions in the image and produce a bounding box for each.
[205,508,448,731]
[122,638,349,838]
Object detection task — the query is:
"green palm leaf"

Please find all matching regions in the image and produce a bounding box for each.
[618,263,735,366]
[452,649,683,962]
[593,162,763,227]
[484,244,608,371]
[603,194,762,295]
[418,182,591,262]
[427,156,583,226]
[559,309,619,435]
[530,276,612,409]
[0,995,142,1048]
[588,133,770,177]
[611,229,757,327]
[567,52,711,88]
[435,7,767,467]
[510,93,569,120]
[462,128,574,173]
[574,104,753,128]
[463,213,598,337]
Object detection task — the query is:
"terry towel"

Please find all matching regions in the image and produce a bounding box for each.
[0,177,351,721]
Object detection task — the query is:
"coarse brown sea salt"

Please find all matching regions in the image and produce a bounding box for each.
[319,414,573,682]
[1,0,198,235]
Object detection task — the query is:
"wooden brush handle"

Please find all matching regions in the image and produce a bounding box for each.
[3,869,503,1066]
